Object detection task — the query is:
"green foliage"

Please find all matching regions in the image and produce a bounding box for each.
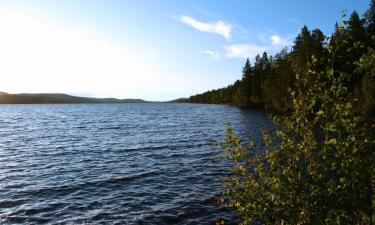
[222,60,375,224]
[355,49,375,116]
[217,3,375,224]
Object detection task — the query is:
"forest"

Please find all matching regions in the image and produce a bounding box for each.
[189,3,375,119]
[215,1,375,224]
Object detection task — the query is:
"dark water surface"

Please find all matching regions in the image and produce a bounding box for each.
[0,103,273,224]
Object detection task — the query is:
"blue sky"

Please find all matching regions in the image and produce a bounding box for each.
[0,0,370,100]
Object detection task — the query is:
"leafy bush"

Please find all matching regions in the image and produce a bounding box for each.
[222,57,375,224]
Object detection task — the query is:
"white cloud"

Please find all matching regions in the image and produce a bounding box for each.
[179,15,232,40]
[200,50,220,59]
[270,34,290,46]
[223,34,291,59]
[224,44,267,59]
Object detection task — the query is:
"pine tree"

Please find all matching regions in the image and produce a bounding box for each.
[365,0,375,45]
[239,58,252,107]
[291,26,313,76]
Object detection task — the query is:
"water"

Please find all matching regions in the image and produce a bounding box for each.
[0,103,273,224]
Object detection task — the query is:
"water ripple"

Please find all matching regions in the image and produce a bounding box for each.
[0,103,273,224]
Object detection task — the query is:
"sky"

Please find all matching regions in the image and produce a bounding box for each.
[0,0,371,101]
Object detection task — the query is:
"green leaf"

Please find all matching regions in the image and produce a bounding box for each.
[316,110,324,116]
[326,138,337,145]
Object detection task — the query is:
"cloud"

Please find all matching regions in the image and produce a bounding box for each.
[200,50,220,59]
[223,34,292,59]
[179,15,231,40]
[270,34,290,46]
[224,44,267,59]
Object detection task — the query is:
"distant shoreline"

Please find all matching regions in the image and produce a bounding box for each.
[0,92,188,104]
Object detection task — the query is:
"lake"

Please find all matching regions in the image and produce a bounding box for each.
[0,103,273,224]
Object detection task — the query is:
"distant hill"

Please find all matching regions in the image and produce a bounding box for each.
[167,98,189,103]
[0,92,149,104]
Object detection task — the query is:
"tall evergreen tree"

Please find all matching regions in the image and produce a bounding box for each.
[239,58,252,107]
[251,54,262,104]
[365,0,375,45]
[291,26,313,76]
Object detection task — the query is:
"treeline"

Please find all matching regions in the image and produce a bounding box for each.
[189,3,375,117]
[220,2,375,223]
